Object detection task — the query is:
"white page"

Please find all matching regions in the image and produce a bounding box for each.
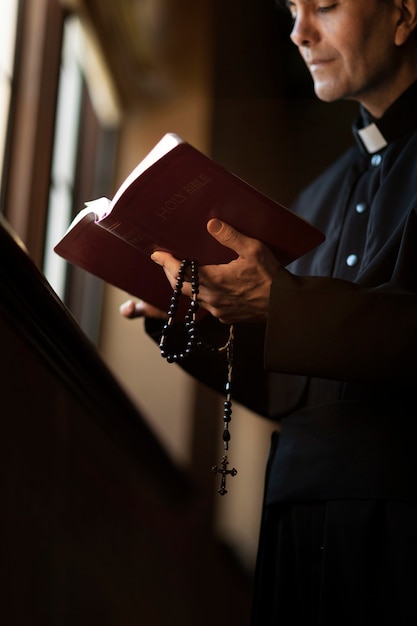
[110,133,184,209]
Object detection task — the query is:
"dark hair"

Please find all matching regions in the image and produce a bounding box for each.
[275,0,288,9]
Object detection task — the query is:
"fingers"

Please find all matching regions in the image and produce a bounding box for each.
[119,299,167,320]
[151,251,181,283]
[151,222,253,279]
[207,219,256,257]
[119,299,142,318]
[151,250,197,297]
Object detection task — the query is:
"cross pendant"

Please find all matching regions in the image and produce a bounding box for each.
[212,455,237,495]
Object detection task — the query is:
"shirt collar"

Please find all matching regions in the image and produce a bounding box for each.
[353,79,417,154]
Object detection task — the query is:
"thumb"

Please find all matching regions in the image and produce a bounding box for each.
[207,219,250,257]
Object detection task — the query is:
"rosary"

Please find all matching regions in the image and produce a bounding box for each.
[159,259,237,495]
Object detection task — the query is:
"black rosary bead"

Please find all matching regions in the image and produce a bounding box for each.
[159,259,199,363]
[159,258,236,494]
[223,430,231,442]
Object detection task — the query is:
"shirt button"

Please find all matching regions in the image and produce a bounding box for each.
[346,254,359,267]
[371,154,382,166]
[355,202,368,214]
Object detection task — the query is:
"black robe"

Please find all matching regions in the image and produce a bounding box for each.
[146,81,417,624]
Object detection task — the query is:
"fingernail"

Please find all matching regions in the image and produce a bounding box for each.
[209,219,222,234]
[151,251,161,264]
[119,300,134,315]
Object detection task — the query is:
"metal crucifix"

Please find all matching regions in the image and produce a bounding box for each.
[212,455,237,495]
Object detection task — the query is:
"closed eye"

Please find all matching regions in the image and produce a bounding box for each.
[317,3,338,13]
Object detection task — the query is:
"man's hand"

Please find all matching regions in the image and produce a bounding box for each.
[151,219,279,324]
[119,299,167,320]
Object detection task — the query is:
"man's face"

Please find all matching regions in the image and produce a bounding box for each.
[287,0,401,116]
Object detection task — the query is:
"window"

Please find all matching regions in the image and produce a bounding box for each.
[43,13,119,340]
[43,16,85,300]
[0,0,19,204]
[1,1,120,341]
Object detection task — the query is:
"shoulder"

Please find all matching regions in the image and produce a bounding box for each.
[290,145,359,220]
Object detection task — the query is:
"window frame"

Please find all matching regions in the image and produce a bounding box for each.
[2,0,65,267]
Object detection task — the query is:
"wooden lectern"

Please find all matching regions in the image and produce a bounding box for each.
[0,218,252,625]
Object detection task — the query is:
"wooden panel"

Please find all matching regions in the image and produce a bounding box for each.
[0,218,252,625]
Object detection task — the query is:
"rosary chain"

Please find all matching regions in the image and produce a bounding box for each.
[159,259,237,494]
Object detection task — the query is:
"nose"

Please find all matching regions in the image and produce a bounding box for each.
[290,11,319,48]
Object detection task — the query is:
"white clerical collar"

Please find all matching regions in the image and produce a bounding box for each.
[357,122,388,154]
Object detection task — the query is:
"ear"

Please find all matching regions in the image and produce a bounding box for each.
[394,0,417,45]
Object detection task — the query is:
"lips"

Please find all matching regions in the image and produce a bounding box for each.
[308,58,332,70]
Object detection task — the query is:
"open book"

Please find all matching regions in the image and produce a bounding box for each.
[54,133,324,311]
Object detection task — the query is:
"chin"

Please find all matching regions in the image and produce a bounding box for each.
[313,81,347,103]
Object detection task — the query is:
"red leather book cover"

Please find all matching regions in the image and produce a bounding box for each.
[55,134,324,311]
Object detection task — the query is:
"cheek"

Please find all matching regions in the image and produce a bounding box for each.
[327,18,370,63]
[335,36,373,82]
[339,19,390,73]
